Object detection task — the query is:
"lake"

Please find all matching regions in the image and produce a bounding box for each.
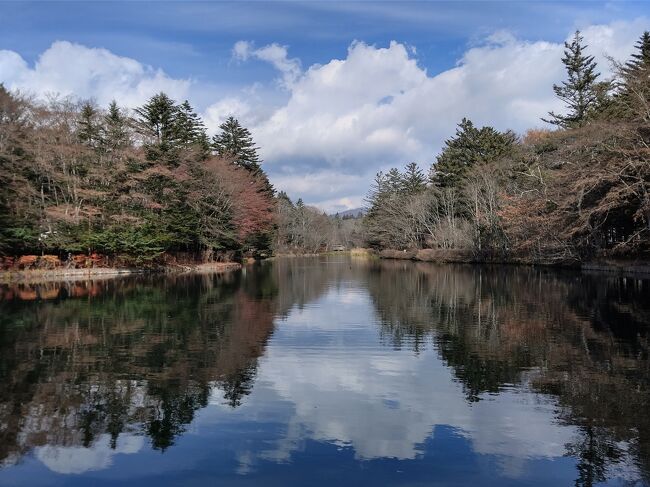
[0,256,649,486]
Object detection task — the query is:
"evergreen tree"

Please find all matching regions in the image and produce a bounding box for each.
[616,31,650,121]
[212,116,262,172]
[401,162,426,194]
[544,31,601,128]
[103,100,129,151]
[431,118,516,188]
[134,93,180,156]
[623,31,650,77]
[77,102,102,148]
[385,168,403,192]
[277,190,293,206]
[212,116,274,194]
[176,100,208,146]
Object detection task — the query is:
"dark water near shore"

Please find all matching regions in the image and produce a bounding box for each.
[0,256,649,486]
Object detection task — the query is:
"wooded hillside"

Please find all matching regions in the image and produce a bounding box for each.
[0,92,276,266]
[365,31,650,264]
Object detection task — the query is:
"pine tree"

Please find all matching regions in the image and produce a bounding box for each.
[134,93,180,155]
[623,31,650,77]
[385,168,403,193]
[211,116,262,173]
[431,118,515,188]
[103,100,129,151]
[544,31,601,128]
[176,100,207,146]
[401,162,426,194]
[616,31,650,121]
[77,102,101,148]
[277,191,293,206]
[212,116,274,195]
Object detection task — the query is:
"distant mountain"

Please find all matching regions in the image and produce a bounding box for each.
[332,207,365,218]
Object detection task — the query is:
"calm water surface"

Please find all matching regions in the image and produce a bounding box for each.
[0,257,649,486]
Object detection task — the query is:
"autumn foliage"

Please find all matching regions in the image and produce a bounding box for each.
[0,89,276,264]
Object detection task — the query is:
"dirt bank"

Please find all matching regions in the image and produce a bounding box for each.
[378,249,650,276]
[0,262,242,284]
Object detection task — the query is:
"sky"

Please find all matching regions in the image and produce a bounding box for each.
[0,1,648,212]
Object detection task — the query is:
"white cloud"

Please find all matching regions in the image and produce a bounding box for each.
[203,286,580,471]
[202,96,253,133]
[233,40,301,89]
[35,433,144,474]
[236,21,642,210]
[0,41,190,107]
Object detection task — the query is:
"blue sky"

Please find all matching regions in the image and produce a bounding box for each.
[0,1,648,210]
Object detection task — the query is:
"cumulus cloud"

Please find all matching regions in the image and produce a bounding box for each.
[234,21,643,210]
[35,433,144,474]
[205,286,579,469]
[233,40,301,89]
[0,40,190,107]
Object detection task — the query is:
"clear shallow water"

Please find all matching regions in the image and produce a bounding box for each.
[0,257,649,486]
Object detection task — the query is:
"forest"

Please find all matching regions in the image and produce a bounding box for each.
[0,30,648,268]
[365,31,650,264]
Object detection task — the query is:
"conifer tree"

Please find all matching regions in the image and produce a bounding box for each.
[212,116,274,194]
[401,162,426,194]
[623,31,650,77]
[616,31,650,121]
[176,100,207,146]
[77,102,101,148]
[211,116,262,172]
[431,118,515,188]
[103,100,129,150]
[134,93,180,154]
[544,31,601,128]
[385,168,403,193]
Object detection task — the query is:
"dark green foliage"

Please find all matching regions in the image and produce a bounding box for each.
[176,100,210,156]
[614,31,650,121]
[133,92,181,159]
[103,101,129,151]
[544,31,602,128]
[431,118,515,188]
[401,162,426,194]
[212,116,261,172]
[623,31,650,77]
[211,116,274,194]
[77,102,102,148]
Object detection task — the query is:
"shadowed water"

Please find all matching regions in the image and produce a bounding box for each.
[0,256,649,486]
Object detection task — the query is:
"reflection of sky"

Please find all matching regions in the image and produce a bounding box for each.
[220,286,576,466]
[0,281,641,486]
[35,434,144,474]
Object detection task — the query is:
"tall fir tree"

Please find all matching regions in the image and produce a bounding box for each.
[385,168,403,193]
[616,31,650,121]
[133,92,180,156]
[623,31,650,77]
[212,116,274,194]
[544,31,601,128]
[103,100,129,151]
[176,100,208,147]
[211,116,262,172]
[431,118,515,188]
[400,162,426,194]
[77,102,102,148]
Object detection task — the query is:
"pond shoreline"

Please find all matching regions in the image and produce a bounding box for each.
[0,262,242,284]
[377,248,650,276]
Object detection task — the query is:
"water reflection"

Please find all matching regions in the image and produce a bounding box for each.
[0,257,648,486]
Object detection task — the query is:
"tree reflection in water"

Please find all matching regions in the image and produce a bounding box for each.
[0,257,648,486]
